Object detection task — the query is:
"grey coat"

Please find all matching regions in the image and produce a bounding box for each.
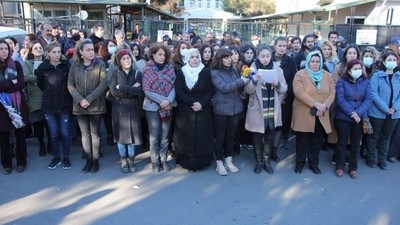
[211,67,245,116]
[109,68,143,145]
[67,58,107,115]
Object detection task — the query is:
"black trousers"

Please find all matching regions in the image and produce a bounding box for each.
[1,128,27,168]
[295,118,326,168]
[214,114,240,160]
[388,120,400,158]
[335,119,363,171]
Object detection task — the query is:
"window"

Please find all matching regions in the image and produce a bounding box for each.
[198,0,202,8]
[43,10,52,18]
[207,0,211,8]
[216,0,220,8]
[189,0,195,8]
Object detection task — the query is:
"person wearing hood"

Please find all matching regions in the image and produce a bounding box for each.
[334,59,372,179]
[292,51,335,174]
[67,38,107,174]
[173,48,214,171]
[36,42,73,170]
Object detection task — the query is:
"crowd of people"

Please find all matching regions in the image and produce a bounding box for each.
[1,22,400,179]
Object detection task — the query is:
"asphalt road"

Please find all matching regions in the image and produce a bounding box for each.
[1,135,400,225]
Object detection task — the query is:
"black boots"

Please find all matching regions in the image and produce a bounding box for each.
[253,142,263,174]
[253,143,274,174]
[82,158,98,173]
[271,146,279,162]
[82,159,92,173]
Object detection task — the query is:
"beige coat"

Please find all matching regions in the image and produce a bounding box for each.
[292,69,335,133]
[245,62,287,133]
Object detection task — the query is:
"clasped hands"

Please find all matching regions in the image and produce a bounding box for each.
[314,102,327,117]
[160,99,172,110]
[350,111,361,123]
[191,102,202,112]
[387,108,396,115]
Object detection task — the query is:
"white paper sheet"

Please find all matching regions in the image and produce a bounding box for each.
[258,69,277,83]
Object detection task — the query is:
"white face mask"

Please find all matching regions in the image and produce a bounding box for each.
[385,61,398,70]
[251,40,259,47]
[351,69,362,79]
[363,57,373,67]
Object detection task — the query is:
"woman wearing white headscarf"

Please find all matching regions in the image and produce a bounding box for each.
[173,49,214,171]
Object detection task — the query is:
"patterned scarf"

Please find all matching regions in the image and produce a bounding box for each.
[0,58,24,128]
[142,60,176,121]
[255,58,275,129]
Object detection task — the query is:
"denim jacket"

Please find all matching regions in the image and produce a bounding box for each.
[368,70,400,119]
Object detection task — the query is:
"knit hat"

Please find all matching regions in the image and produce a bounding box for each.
[391,36,400,47]
[117,49,132,61]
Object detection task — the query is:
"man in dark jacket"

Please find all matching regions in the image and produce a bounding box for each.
[328,30,344,60]
[293,34,315,70]
[89,24,104,48]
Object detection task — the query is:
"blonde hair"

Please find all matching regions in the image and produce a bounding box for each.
[321,41,338,61]
[362,46,380,60]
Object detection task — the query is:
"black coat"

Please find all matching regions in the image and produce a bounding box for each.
[173,67,214,170]
[273,54,297,132]
[37,58,72,114]
[109,68,143,145]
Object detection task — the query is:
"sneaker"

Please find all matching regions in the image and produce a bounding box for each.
[331,154,336,165]
[63,158,71,170]
[48,158,61,169]
[349,170,358,179]
[335,169,344,178]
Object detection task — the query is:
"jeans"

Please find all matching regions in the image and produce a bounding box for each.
[367,116,398,163]
[146,111,171,163]
[296,118,325,168]
[76,114,102,159]
[117,143,135,157]
[44,112,71,159]
[214,114,240,160]
[0,128,27,168]
[335,119,363,171]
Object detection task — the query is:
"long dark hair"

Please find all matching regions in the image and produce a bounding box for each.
[26,40,46,60]
[98,39,117,60]
[130,42,142,61]
[211,48,232,70]
[0,39,12,72]
[380,50,399,72]
[199,44,213,65]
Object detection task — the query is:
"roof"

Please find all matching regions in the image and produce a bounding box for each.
[179,8,238,20]
[246,0,377,20]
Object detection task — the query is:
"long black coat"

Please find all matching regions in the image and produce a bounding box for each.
[109,68,143,145]
[173,67,214,170]
[276,54,297,133]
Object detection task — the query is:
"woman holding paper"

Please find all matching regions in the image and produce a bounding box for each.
[292,51,335,174]
[23,40,51,157]
[245,45,287,174]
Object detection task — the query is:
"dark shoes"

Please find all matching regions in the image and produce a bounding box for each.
[254,163,262,174]
[295,165,303,174]
[366,160,376,168]
[121,157,129,173]
[16,165,25,173]
[82,159,93,173]
[378,162,387,170]
[387,157,396,163]
[91,159,99,173]
[39,146,46,157]
[309,166,321,174]
[48,158,61,170]
[271,147,279,162]
[349,170,358,179]
[152,162,160,172]
[3,167,11,175]
[63,158,71,170]
[161,161,171,171]
[263,161,274,174]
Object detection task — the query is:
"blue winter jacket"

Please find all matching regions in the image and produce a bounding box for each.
[368,70,400,119]
[335,76,372,123]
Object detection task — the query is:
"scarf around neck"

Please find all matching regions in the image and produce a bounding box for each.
[255,58,274,70]
[181,49,204,90]
[305,51,323,90]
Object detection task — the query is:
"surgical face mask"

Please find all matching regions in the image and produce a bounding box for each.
[385,61,398,70]
[351,69,362,79]
[363,57,373,67]
[251,40,259,47]
[108,46,117,55]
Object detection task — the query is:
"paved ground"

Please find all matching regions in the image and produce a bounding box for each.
[1,135,400,225]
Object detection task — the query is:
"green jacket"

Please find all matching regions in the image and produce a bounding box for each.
[23,59,43,113]
[67,57,107,115]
